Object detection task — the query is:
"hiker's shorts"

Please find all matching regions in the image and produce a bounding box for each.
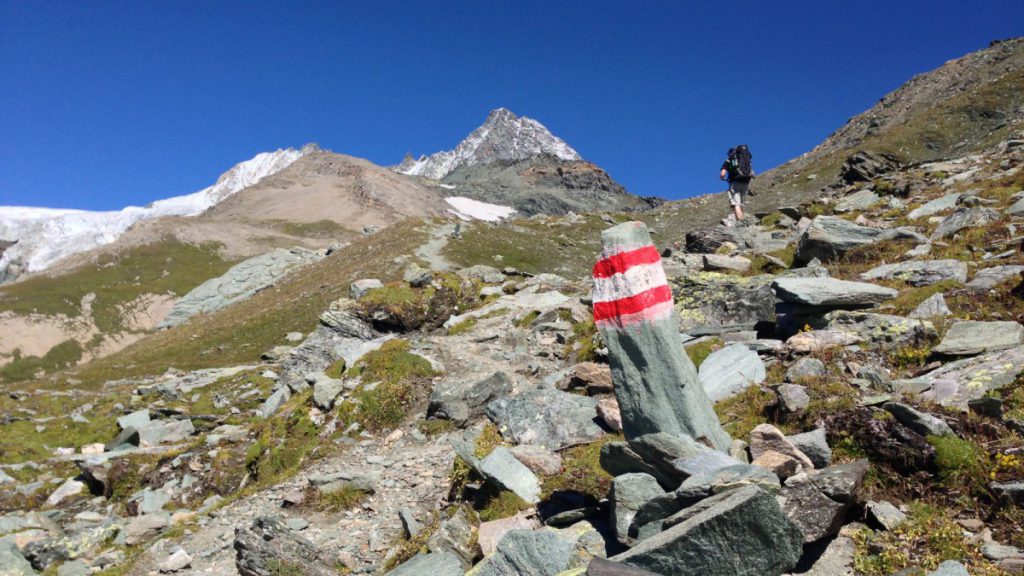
[728,180,750,206]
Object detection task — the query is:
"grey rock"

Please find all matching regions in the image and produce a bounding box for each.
[137,418,195,447]
[858,364,891,390]
[883,402,954,437]
[611,473,665,545]
[398,508,421,538]
[58,559,88,576]
[932,320,1024,357]
[793,535,855,576]
[930,206,1000,240]
[311,375,344,411]
[257,388,290,419]
[427,505,480,568]
[349,278,383,300]
[866,500,906,530]
[403,263,434,288]
[117,409,151,431]
[486,388,604,450]
[904,345,1024,407]
[669,273,775,336]
[927,560,969,576]
[430,372,513,426]
[773,277,897,309]
[1006,196,1024,216]
[795,216,913,263]
[509,445,562,476]
[678,463,781,496]
[285,517,309,531]
[457,265,505,283]
[835,189,880,213]
[967,265,1024,290]
[825,310,937,349]
[908,192,963,220]
[599,441,672,489]
[787,428,832,468]
[779,460,867,543]
[750,424,815,471]
[161,248,324,327]
[992,480,1024,505]
[859,260,968,286]
[387,551,462,576]
[479,446,541,503]
[159,549,193,573]
[786,357,827,382]
[135,487,171,515]
[234,516,334,576]
[702,254,751,273]
[777,384,810,412]
[469,528,579,576]
[909,293,952,319]
[612,486,803,576]
[671,449,745,478]
[981,543,1024,561]
[598,223,730,451]
[124,514,169,546]
[685,227,743,253]
[586,557,663,576]
[628,432,707,486]
[0,538,34,576]
[698,343,766,402]
[23,520,122,570]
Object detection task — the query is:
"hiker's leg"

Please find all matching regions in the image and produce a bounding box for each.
[733,181,749,219]
[728,184,742,219]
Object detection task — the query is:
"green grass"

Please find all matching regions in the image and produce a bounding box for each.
[187,368,276,418]
[0,339,82,383]
[713,385,776,439]
[267,219,352,239]
[477,490,531,521]
[684,337,724,368]
[540,436,618,502]
[324,358,347,379]
[245,391,321,486]
[0,239,232,334]
[928,435,989,496]
[302,485,370,513]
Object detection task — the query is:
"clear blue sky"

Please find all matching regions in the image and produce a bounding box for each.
[2,1,1022,210]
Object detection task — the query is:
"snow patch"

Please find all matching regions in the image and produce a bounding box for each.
[0,147,309,278]
[445,197,516,222]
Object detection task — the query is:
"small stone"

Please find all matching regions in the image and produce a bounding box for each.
[159,549,193,572]
[399,508,422,539]
[350,279,383,300]
[777,384,810,412]
[509,445,563,477]
[286,517,309,531]
[751,450,801,479]
[866,500,906,531]
[785,357,827,382]
[927,560,970,576]
[883,402,955,437]
[596,397,622,432]
[749,423,814,471]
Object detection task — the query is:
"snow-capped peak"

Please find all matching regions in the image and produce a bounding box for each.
[396,108,581,180]
[0,146,311,281]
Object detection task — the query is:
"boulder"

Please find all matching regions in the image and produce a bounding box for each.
[137,418,195,447]
[931,320,1024,357]
[685,227,742,253]
[749,424,814,471]
[431,372,514,426]
[565,363,614,395]
[905,345,1024,407]
[751,450,802,478]
[160,248,324,327]
[825,310,937,349]
[479,447,542,504]
[611,473,665,546]
[967,265,1024,290]
[311,375,344,411]
[486,389,605,450]
[387,551,462,576]
[927,560,969,576]
[234,516,334,576]
[257,388,290,419]
[778,460,868,542]
[124,514,170,546]
[697,343,766,402]
[596,398,622,432]
[883,402,955,437]
[907,192,962,220]
[785,357,827,382]
[611,486,803,576]
[427,505,481,568]
[628,433,706,487]
[594,222,730,450]
[510,445,563,477]
[670,273,775,336]
[795,216,910,263]
[859,260,968,286]
[930,207,1000,240]
[1,537,38,576]
[469,527,593,576]
[834,189,880,213]
[772,277,897,309]
[702,254,751,273]
[599,441,672,489]
[866,500,906,530]
[117,409,151,431]
[777,384,810,412]
[910,293,952,319]
[787,428,832,468]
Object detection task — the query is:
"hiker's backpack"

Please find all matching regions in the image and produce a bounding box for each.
[734,144,753,181]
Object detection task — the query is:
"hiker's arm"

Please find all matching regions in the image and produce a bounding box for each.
[719,168,727,180]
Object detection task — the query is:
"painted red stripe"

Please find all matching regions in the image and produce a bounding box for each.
[593,245,661,279]
[592,284,673,321]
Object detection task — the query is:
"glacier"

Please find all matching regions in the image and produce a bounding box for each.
[396,108,581,180]
[0,146,310,281]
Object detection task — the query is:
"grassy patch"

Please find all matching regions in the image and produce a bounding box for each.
[245,391,321,486]
[477,490,531,522]
[0,239,231,335]
[684,337,724,368]
[541,436,618,502]
[515,310,541,329]
[447,317,477,336]
[0,339,83,383]
[564,318,601,364]
[324,358,347,380]
[188,368,276,418]
[336,339,439,433]
[267,219,351,239]
[928,435,989,496]
[356,273,480,332]
[301,485,369,513]
[852,503,1004,576]
[714,385,776,439]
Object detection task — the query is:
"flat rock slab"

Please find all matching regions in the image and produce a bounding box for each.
[968,265,1024,290]
[479,446,541,504]
[387,551,463,576]
[902,345,1024,406]
[932,320,1024,357]
[930,207,1000,240]
[795,216,919,263]
[825,310,937,349]
[835,189,880,213]
[859,260,968,286]
[670,273,775,336]
[698,343,766,402]
[486,389,604,450]
[611,485,803,576]
[773,277,897,308]
[702,254,751,273]
[467,527,591,576]
[908,193,962,220]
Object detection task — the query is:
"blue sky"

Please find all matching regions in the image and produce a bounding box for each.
[1,1,1022,210]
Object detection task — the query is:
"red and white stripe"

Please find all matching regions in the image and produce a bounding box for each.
[592,245,675,328]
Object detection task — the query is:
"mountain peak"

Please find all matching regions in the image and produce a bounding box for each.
[395,108,581,180]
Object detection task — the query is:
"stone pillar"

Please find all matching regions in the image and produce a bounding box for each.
[593,221,731,451]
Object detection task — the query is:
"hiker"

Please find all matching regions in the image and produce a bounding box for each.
[720,144,755,222]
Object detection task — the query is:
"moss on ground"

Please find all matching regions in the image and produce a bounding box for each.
[324,358,347,380]
[713,385,776,439]
[245,391,321,486]
[447,317,477,336]
[684,337,724,368]
[540,435,619,502]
